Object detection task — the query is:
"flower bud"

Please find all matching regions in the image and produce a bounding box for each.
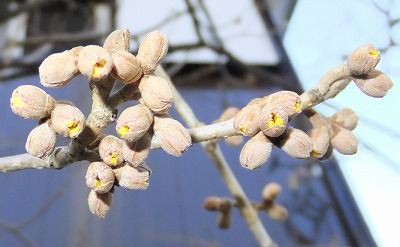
[70,46,83,58]
[153,116,192,157]
[103,29,130,53]
[233,104,261,136]
[39,50,78,87]
[218,210,232,230]
[50,103,85,138]
[239,132,272,170]
[348,44,380,76]
[116,104,153,142]
[122,133,151,167]
[99,135,124,166]
[331,127,358,155]
[259,105,288,137]
[329,108,358,130]
[85,162,115,194]
[353,70,393,98]
[78,45,113,81]
[262,182,281,202]
[274,128,312,159]
[137,31,168,74]
[204,196,222,211]
[247,97,263,106]
[138,75,173,114]
[88,190,112,218]
[308,126,331,158]
[111,50,143,84]
[10,85,56,119]
[113,164,150,190]
[25,121,56,158]
[264,91,302,116]
[267,204,288,222]
[225,136,244,147]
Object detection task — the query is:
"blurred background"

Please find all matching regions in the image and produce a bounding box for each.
[0,0,399,246]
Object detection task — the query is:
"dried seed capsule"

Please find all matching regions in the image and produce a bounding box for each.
[267,203,288,222]
[25,121,56,158]
[348,44,381,76]
[274,128,312,159]
[239,132,273,170]
[353,70,393,98]
[39,50,78,87]
[308,126,331,158]
[85,162,115,194]
[78,45,113,82]
[233,104,261,136]
[262,182,282,202]
[10,85,56,119]
[331,127,358,155]
[50,103,85,138]
[259,105,288,137]
[329,108,358,130]
[136,31,168,74]
[103,29,130,53]
[111,50,143,84]
[87,190,112,218]
[122,133,151,167]
[99,135,124,166]
[264,91,302,116]
[113,164,150,190]
[153,116,192,157]
[204,196,222,211]
[116,104,153,142]
[138,75,173,114]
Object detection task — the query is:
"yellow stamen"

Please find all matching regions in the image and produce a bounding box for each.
[95,178,102,189]
[92,60,107,78]
[310,150,321,158]
[267,113,285,128]
[294,101,302,113]
[66,121,80,137]
[110,153,119,166]
[369,49,380,58]
[239,126,247,134]
[11,96,25,107]
[117,125,130,137]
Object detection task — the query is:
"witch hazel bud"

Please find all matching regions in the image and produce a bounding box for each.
[85,162,115,194]
[259,105,288,137]
[275,128,312,159]
[348,44,381,76]
[116,104,153,142]
[78,45,113,82]
[233,104,261,136]
[70,46,83,58]
[262,182,282,202]
[99,135,124,166]
[308,126,331,158]
[330,108,359,130]
[103,29,130,53]
[39,50,78,87]
[153,116,192,157]
[265,91,302,116]
[239,132,272,170]
[122,133,151,167]
[137,31,168,75]
[138,75,173,114]
[111,50,143,84]
[25,121,56,158]
[113,164,150,190]
[50,103,85,138]
[353,70,393,98]
[88,190,112,218]
[10,85,56,119]
[267,203,288,222]
[331,126,358,155]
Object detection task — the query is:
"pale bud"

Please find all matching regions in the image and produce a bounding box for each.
[329,108,358,130]
[39,50,78,87]
[331,127,358,155]
[113,164,150,190]
[137,31,168,74]
[239,132,273,170]
[103,29,130,53]
[25,121,56,158]
[353,70,393,98]
[116,104,153,142]
[218,210,232,230]
[262,182,282,202]
[233,104,261,136]
[153,116,192,157]
[259,105,288,137]
[10,85,55,119]
[50,103,85,138]
[69,46,83,58]
[122,133,151,167]
[87,190,112,218]
[265,91,302,116]
[247,97,263,106]
[274,128,312,159]
[78,45,113,81]
[308,126,331,158]
[225,136,244,147]
[99,135,124,166]
[85,162,115,194]
[267,204,288,222]
[204,196,222,211]
[348,44,381,76]
[138,75,173,114]
[111,50,143,84]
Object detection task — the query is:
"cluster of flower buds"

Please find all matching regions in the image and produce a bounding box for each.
[307,108,359,159]
[234,91,312,170]
[260,183,288,221]
[203,196,233,229]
